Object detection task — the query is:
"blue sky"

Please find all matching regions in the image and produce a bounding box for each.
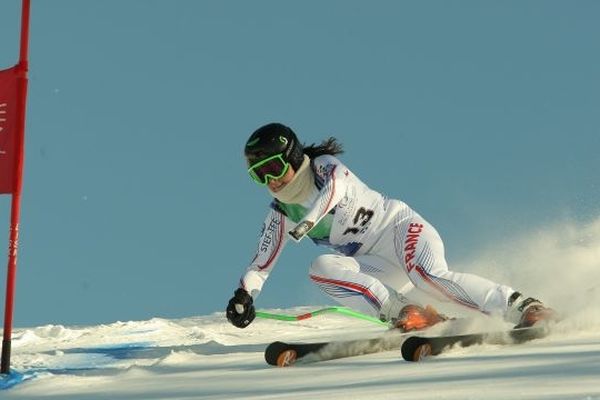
[1,0,599,326]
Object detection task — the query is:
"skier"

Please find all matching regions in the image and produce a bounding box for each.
[226,123,556,331]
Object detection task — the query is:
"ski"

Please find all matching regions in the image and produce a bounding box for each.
[400,324,550,362]
[265,330,411,367]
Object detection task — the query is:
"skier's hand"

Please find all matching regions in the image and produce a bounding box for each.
[226,288,256,329]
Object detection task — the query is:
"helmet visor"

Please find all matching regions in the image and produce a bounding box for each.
[248,153,290,185]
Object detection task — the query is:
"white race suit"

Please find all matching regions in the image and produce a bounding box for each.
[239,155,514,320]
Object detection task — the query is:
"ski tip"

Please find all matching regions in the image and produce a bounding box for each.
[401,336,431,362]
[265,341,286,366]
[265,341,299,367]
[276,349,298,367]
[411,343,432,362]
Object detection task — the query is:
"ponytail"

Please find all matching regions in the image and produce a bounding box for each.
[302,137,344,159]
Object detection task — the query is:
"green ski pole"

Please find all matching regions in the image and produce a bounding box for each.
[256,307,389,327]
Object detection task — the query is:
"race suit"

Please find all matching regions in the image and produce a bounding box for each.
[239,155,514,319]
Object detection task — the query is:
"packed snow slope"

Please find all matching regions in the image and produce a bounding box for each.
[2,303,600,400]
[3,218,600,399]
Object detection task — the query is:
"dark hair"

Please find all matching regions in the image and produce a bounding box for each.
[303,137,344,159]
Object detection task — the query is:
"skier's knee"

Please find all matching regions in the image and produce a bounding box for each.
[309,254,339,276]
[407,272,432,292]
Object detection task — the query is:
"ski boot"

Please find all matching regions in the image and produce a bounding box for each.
[393,304,449,332]
[507,292,558,329]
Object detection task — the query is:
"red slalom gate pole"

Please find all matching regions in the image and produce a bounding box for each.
[1,0,31,375]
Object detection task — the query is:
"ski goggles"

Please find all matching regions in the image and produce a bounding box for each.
[247,153,290,185]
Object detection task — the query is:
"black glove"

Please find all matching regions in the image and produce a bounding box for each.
[226,288,256,329]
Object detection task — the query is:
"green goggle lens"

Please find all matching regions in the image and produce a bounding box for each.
[247,154,290,185]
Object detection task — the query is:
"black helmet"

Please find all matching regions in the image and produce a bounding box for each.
[244,123,304,171]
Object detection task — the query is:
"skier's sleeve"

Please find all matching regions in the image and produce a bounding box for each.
[288,155,350,241]
[239,209,289,299]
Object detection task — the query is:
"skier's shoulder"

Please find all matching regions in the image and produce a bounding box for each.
[312,153,342,166]
[311,154,347,176]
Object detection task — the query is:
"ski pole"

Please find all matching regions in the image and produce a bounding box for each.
[256,307,389,326]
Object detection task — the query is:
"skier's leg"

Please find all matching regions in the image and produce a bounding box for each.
[393,215,514,316]
[309,254,411,319]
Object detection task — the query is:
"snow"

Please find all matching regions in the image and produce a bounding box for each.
[2,217,600,398]
[2,307,600,400]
